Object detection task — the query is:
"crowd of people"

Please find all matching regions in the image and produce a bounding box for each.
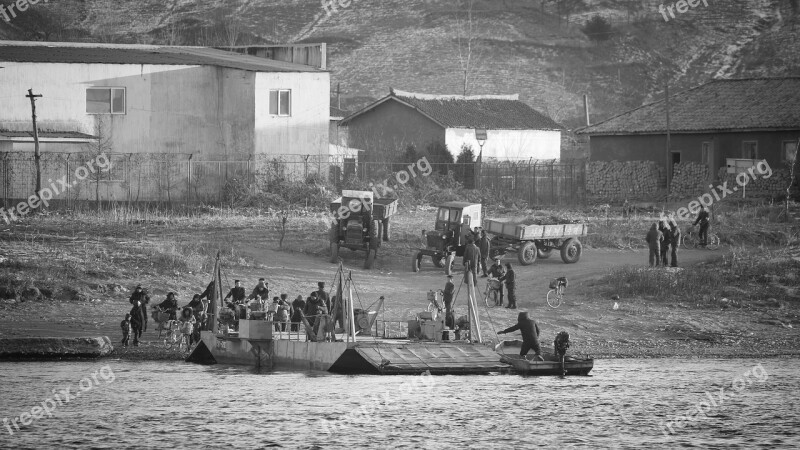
[645,206,710,267]
[121,278,341,347]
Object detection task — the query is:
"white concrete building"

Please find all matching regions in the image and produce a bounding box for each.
[340,89,562,162]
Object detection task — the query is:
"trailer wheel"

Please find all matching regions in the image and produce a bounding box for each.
[382,219,391,242]
[432,255,445,268]
[445,253,455,276]
[330,242,339,263]
[518,241,538,266]
[560,238,582,264]
[412,252,423,272]
[537,247,552,259]
[365,249,376,270]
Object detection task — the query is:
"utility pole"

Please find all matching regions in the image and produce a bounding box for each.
[26,89,43,201]
[664,80,671,190]
[336,82,341,109]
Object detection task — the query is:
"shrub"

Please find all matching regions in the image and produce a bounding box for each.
[583,15,615,42]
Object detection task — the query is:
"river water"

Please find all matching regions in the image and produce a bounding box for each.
[0,358,797,449]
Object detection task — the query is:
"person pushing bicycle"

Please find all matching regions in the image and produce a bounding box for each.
[693,205,710,247]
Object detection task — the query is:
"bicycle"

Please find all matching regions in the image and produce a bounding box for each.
[163,320,193,352]
[681,229,719,250]
[484,278,502,308]
[546,277,568,309]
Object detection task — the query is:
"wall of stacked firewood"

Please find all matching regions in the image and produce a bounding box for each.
[586,161,661,200]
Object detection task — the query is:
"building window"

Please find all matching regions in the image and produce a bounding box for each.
[783,141,798,163]
[269,89,291,116]
[741,141,758,159]
[86,88,125,114]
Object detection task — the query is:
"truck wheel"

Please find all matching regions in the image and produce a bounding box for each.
[382,219,391,242]
[560,238,582,264]
[365,249,376,270]
[518,241,537,266]
[370,220,380,249]
[445,253,455,276]
[330,242,339,263]
[412,252,423,272]
[537,247,552,259]
[432,255,445,268]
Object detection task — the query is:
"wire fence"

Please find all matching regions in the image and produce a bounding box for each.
[0,152,587,209]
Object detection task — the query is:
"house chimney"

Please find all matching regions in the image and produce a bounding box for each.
[583,94,590,126]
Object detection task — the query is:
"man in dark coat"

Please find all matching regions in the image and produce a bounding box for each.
[658,220,672,266]
[129,285,150,332]
[198,281,215,301]
[304,292,323,318]
[224,280,246,304]
[249,278,269,302]
[462,236,481,281]
[693,205,711,246]
[669,219,681,267]
[291,295,306,332]
[316,282,331,312]
[443,275,455,329]
[499,263,517,309]
[478,230,491,277]
[498,311,541,358]
[129,300,146,346]
[488,257,505,306]
[156,292,179,320]
[646,223,663,267]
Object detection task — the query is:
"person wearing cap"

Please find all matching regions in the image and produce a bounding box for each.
[443,275,455,329]
[488,257,506,306]
[499,263,517,309]
[316,282,331,312]
[478,230,491,277]
[303,291,323,318]
[224,280,246,304]
[249,278,269,302]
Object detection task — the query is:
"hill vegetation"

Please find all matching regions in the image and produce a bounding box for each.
[1,0,799,137]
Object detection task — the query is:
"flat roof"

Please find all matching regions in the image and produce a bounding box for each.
[0,41,322,73]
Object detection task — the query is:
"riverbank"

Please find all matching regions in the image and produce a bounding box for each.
[0,206,797,362]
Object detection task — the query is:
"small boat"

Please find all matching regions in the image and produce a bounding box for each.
[496,340,594,376]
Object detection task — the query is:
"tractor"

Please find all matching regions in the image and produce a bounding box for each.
[412,202,482,274]
[329,190,398,270]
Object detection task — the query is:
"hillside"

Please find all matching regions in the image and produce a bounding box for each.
[1,0,799,132]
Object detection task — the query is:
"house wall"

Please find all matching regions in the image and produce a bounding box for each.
[344,100,445,162]
[589,130,800,173]
[0,62,256,159]
[253,71,330,170]
[445,129,561,160]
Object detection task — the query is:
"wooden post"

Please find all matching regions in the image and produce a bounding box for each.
[665,80,671,190]
[26,89,43,202]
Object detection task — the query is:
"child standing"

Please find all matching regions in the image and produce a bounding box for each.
[120,313,131,346]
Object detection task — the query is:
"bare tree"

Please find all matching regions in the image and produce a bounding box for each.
[219,15,242,48]
[82,116,114,213]
[455,0,480,95]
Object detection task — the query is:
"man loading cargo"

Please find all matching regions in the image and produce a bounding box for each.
[498,311,542,360]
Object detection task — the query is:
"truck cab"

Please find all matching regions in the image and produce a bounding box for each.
[414,202,482,274]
